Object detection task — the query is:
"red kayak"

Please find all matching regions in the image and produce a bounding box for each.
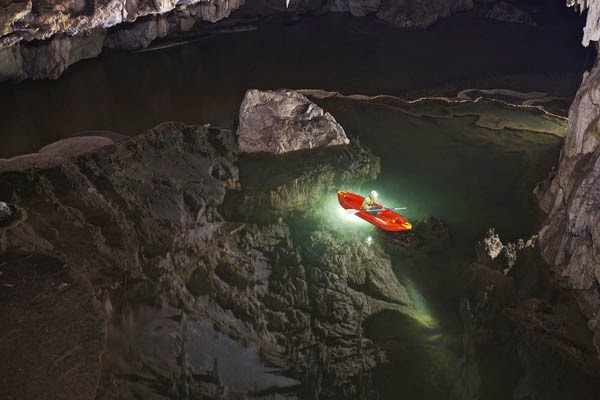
[337,190,412,232]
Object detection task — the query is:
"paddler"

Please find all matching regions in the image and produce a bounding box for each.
[361,190,380,214]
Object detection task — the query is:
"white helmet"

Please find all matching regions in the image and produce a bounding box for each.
[370,190,378,198]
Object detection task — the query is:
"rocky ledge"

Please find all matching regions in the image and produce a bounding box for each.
[0,90,420,399]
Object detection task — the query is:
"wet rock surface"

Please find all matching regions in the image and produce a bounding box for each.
[0,135,116,173]
[378,216,450,255]
[0,116,418,398]
[237,89,349,154]
[0,0,540,82]
[0,0,244,81]
[536,53,600,356]
[453,231,600,400]
[0,252,105,400]
[223,140,379,223]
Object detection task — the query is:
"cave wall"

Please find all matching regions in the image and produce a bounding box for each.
[0,0,242,45]
[536,0,600,356]
[0,0,245,81]
[0,0,545,82]
[0,0,480,82]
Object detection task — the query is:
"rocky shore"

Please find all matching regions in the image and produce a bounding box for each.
[0,90,421,399]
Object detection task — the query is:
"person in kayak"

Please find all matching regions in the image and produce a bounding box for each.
[362,190,381,214]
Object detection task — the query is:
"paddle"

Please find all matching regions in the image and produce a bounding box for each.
[345,207,407,215]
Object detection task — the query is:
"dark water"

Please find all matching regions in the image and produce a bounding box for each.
[0,12,590,157]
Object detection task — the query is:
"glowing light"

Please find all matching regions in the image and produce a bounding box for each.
[336,202,364,223]
[403,278,438,329]
[366,235,373,246]
[324,189,376,234]
[413,313,436,328]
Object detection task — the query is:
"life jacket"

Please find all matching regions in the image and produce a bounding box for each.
[362,194,375,209]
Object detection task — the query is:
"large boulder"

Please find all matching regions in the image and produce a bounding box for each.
[237,89,350,154]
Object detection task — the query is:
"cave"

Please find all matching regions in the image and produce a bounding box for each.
[1,0,600,399]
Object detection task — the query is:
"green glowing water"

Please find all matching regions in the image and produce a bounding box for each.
[315,94,563,243]
[310,94,564,399]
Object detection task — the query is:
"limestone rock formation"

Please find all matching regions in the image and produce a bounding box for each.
[475,228,536,274]
[237,89,350,154]
[0,135,115,172]
[0,0,546,82]
[0,28,108,80]
[536,57,600,355]
[375,0,472,28]
[226,141,379,222]
[0,0,478,82]
[0,0,244,81]
[568,0,600,46]
[452,233,600,400]
[0,0,472,50]
[0,119,415,399]
[0,0,242,45]
[535,0,600,358]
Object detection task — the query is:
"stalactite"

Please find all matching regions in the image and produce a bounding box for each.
[569,0,600,46]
